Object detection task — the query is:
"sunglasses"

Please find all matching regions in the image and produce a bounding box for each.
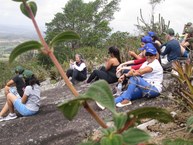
[145,52,154,56]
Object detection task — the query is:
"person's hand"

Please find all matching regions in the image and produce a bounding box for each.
[118,75,125,82]
[70,59,74,64]
[128,69,135,76]
[116,64,123,71]
[128,51,135,56]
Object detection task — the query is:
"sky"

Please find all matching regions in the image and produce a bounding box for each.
[1,0,193,35]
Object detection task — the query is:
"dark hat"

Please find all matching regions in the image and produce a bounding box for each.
[23,70,33,79]
[148,31,156,37]
[165,28,175,36]
[15,66,24,74]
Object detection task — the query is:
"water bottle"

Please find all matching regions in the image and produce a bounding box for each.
[117,83,122,95]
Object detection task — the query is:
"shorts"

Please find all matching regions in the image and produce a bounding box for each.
[9,87,21,98]
[13,98,38,116]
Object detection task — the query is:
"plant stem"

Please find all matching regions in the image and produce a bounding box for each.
[22,1,107,128]
[117,118,136,134]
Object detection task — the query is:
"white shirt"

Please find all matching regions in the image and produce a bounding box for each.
[70,62,86,72]
[140,59,163,92]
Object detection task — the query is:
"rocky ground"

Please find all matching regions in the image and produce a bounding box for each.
[0,76,193,145]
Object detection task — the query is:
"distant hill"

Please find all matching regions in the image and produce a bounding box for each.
[0,24,44,40]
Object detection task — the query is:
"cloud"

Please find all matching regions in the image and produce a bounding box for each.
[1,0,193,35]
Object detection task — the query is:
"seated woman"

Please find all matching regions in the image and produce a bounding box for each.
[87,46,121,84]
[116,35,154,77]
[0,70,41,121]
[115,43,163,107]
[66,54,87,85]
[148,31,162,47]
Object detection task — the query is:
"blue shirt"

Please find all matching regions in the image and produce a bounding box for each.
[161,39,181,62]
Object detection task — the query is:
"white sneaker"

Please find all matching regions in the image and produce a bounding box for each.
[3,113,17,121]
[96,102,105,110]
[0,116,4,122]
[116,101,132,108]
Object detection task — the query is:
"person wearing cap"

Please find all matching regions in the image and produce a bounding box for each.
[148,31,162,47]
[67,54,87,85]
[128,35,152,60]
[115,43,163,107]
[4,66,25,97]
[0,70,41,121]
[161,28,181,71]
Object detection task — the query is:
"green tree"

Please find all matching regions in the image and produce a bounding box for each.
[45,0,120,48]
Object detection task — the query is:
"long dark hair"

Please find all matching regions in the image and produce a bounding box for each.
[152,35,162,44]
[152,42,161,63]
[108,46,121,63]
[25,75,40,88]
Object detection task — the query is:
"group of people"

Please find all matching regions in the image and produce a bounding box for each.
[1,25,191,122]
[0,66,41,122]
[67,26,192,108]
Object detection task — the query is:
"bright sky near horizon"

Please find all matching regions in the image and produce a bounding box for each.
[1,0,193,35]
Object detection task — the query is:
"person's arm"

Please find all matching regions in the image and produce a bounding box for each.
[6,80,15,87]
[125,66,153,77]
[161,44,171,56]
[74,63,86,71]
[181,33,189,45]
[21,86,30,104]
[133,58,146,64]
[21,94,28,104]
[129,51,142,59]
[131,64,142,70]
[116,60,134,71]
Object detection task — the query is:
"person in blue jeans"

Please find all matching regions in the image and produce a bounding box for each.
[0,70,41,121]
[115,43,163,107]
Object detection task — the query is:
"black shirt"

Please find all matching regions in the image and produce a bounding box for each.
[12,74,26,97]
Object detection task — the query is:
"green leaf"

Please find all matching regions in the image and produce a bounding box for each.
[100,134,123,145]
[113,113,127,130]
[163,138,193,145]
[187,116,193,132]
[49,31,80,47]
[80,80,116,114]
[78,141,99,145]
[127,107,173,123]
[122,128,150,145]
[20,1,37,19]
[57,98,86,120]
[9,40,42,63]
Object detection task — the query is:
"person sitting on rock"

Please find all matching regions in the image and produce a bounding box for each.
[161,28,181,71]
[5,66,26,97]
[115,43,163,108]
[116,35,152,77]
[66,54,87,85]
[86,46,121,84]
[0,70,41,121]
[148,31,162,47]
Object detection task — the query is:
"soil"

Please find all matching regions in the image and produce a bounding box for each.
[0,79,193,145]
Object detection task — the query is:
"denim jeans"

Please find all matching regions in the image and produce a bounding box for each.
[115,76,160,104]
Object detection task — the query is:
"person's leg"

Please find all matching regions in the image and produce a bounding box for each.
[76,71,87,82]
[4,86,10,96]
[115,77,142,104]
[66,69,73,78]
[87,70,109,83]
[7,93,18,113]
[129,77,160,98]
[0,103,8,117]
